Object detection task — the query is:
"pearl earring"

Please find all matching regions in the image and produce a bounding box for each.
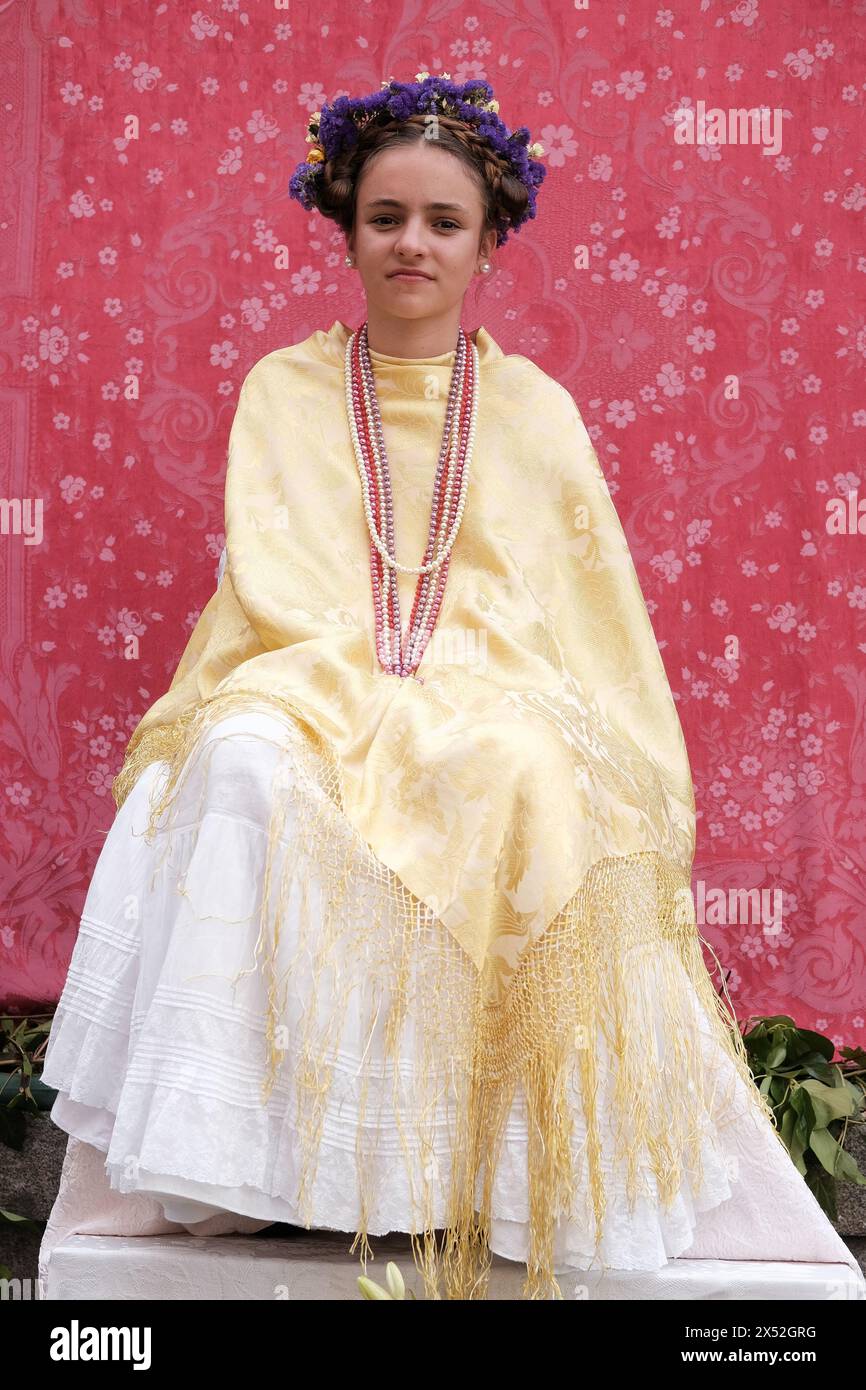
[481,262,490,273]
[345,255,353,267]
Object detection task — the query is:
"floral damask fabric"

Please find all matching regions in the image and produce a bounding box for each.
[2,2,865,1050]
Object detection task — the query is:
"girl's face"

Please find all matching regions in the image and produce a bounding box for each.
[346,141,497,328]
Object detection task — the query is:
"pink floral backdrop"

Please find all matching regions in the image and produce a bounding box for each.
[2,0,864,1048]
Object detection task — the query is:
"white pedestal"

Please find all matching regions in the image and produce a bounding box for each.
[42,1231,866,1301]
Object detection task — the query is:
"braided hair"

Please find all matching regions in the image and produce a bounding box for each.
[310,112,530,250]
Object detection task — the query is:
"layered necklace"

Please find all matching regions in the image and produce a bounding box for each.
[344,320,479,682]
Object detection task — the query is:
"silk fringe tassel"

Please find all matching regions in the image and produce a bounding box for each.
[112,689,784,1301]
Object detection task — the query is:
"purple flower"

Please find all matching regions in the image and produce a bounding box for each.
[288,74,546,246]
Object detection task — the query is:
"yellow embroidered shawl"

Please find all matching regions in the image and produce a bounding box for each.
[115,318,695,975]
[110,319,774,1299]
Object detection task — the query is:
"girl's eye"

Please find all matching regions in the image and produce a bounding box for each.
[371,217,460,231]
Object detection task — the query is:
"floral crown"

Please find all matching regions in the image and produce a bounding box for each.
[288,71,547,248]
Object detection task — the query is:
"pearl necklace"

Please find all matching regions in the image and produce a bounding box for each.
[344,320,479,681]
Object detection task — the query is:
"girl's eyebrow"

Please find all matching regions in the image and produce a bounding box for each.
[363,197,469,213]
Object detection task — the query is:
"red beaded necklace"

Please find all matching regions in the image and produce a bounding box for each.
[345,321,479,681]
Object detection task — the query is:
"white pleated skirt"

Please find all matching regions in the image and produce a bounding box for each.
[39,706,864,1292]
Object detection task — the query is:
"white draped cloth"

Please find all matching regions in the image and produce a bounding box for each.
[39,703,865,1293]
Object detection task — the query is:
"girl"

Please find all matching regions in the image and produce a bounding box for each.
[39,74,864,1301]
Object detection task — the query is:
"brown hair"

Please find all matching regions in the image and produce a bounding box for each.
[312,113,529,248]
